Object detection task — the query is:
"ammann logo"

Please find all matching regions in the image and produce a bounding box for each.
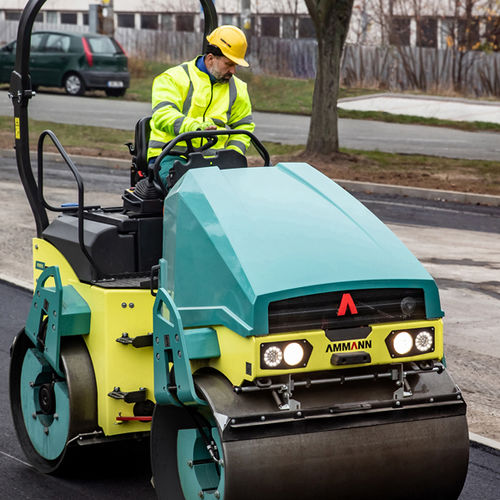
[326,340,372,353]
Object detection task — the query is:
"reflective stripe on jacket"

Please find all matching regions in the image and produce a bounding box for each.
[147,56,255,160]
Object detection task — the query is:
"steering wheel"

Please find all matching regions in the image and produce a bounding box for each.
[150,129,271,195]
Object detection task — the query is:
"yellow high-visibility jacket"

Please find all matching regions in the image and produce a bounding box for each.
[147,57,255,160]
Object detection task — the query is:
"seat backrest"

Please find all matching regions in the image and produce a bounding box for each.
[129,116,151,186]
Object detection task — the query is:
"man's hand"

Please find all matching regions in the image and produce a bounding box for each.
[193,118,217,131]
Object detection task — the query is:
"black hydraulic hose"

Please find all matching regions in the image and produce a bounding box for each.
[10,0,49,236]
[200,0,218,52]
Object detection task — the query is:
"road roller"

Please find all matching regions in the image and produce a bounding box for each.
[9,1,469,498]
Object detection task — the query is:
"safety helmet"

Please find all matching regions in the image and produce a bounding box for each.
[206,25,249,67]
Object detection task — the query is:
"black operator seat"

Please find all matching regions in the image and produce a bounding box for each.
[127,116,152,185]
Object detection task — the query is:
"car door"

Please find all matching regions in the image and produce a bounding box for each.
[0,41,16,83]
[33,33,71,87]
[27,33,47,85]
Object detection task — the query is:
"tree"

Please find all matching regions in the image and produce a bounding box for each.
[304,1,355,156]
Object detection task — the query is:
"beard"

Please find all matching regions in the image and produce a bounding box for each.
[209,66,232,84]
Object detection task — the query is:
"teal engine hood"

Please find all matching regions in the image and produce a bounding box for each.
[161,162,442,336]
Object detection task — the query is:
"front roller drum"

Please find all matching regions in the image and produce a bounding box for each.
[9,330,97,473]
[151,375,469,500]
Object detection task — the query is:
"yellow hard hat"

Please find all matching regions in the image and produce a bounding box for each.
[206,25,249,67]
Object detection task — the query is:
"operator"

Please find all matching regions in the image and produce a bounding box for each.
[147,25,255,187]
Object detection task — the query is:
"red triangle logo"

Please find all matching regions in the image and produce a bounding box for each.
[337,293,358,316]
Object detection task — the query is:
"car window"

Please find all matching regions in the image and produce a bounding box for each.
[1,42,16,52]
[44,34,71,53]
[30,33,44,52]
[85,36,117,54]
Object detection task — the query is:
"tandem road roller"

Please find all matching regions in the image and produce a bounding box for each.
[9,1,469,498]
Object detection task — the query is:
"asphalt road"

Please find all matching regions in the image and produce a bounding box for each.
[1,90,500,161]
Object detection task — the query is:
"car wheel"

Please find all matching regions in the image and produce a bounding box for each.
[105,88,126,97]
[63,73,85,96]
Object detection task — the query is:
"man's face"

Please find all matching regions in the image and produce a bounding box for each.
[206,54,237,83]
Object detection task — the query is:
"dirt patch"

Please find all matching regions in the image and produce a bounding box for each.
[261,150,500,196]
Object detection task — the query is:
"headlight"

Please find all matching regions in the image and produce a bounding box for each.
[385,327,435,358]
[260,340,313,370]
[393,331,413,355]
[263,346,283,368]
[415,331,433,352]
[283,342,304,366]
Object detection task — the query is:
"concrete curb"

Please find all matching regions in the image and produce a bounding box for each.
[336,179,500,207]
[469,433,500,452]
[1,149,499,206]
[1,272,499,452]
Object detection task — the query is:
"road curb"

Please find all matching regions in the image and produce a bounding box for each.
[1,149,499,206]
[469,432,500,452]
[336,179,500,207]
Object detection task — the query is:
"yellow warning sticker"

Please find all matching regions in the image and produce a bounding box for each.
[15,117,20,139]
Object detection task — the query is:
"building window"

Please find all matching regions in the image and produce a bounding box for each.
[161,13,175,31]
[141,14,159,30]
[298,17,315,39]
[486,17,500,51]
[117,13,135,28]
[61,12,77,25]
[440,18,455,48]
[389,17,411,46]
[46,11,58,24]
[5,11,21,21]
[260,16,279,37]
[176,14,194,32]
[458,17,480,49]
[83,13,89,26]
[282,15,297,38]
[417,17,437,48]
[220,14,234,26]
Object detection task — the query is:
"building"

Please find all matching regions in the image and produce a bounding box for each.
[1,0,498,50]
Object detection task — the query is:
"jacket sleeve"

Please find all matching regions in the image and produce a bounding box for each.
[226,81,255,155]
[151,70,206,135]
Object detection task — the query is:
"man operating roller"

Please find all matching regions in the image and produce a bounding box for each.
[147,25,255,187]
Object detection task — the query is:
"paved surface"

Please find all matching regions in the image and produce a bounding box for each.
[340,93,500,124]
[1,90,499,161]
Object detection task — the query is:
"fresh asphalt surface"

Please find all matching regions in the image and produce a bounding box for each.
[1,90,500,161]
[0,159,499,498]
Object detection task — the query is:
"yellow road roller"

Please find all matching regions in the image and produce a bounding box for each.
[9,1,469,498]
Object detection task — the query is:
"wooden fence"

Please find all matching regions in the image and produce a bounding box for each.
[2,20,499,97]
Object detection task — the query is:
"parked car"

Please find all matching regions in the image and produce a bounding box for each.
[0,31,130,96]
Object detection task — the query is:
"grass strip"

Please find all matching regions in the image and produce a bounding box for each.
[0,117,498,195]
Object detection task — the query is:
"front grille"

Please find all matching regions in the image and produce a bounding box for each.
[268,288,426,334]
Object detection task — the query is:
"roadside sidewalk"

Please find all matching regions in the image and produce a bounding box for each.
[339,93,500,124]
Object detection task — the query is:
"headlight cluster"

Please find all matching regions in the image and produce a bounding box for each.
[385,327,435,358]
[260,340,313,370]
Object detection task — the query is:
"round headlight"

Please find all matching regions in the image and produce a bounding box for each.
[283,342,304,366]
[263,346,283,368]
[393,331,413,355]
[415,331,433,352]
